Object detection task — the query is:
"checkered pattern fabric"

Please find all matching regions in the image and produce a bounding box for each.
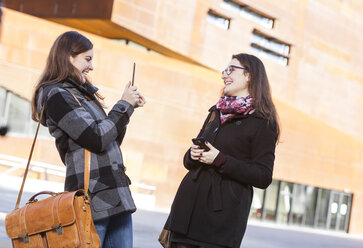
[37,79,136,221]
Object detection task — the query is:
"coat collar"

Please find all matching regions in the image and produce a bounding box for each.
[61,78,99,98]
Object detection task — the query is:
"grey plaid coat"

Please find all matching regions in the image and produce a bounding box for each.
[37,78,136,221]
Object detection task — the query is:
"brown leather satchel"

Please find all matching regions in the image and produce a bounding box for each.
[5,105,101,247]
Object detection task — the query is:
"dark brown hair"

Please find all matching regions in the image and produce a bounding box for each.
[231,53,280,141]
[31,31,103,121]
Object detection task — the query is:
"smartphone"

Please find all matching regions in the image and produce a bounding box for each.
[131,62,136,86]
[192,137,210,151]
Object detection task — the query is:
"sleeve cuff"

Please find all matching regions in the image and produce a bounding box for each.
[113,100,134,117]
[212,152,227,168]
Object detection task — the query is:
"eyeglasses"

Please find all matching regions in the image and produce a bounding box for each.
[222,65,248,75]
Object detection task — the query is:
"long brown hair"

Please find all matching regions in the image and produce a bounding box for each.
[231,53,280,141]
[31,31,103,121]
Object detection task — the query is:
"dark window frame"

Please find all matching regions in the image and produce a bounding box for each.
[251,29,292,66]
[207,9,231,30]
[221,0,276,29]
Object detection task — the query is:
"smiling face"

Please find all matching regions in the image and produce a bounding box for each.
[221,58,250,97]
[70,49,94,83]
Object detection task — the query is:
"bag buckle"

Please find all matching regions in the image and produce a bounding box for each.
[51,224,63,235]
[56,225,63,235]
[18,233,29,243]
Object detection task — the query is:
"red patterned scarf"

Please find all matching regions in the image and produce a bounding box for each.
[216,96,255,124]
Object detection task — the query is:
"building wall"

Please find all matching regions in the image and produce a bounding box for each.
[110,0,363,143]
[1,5,363,233]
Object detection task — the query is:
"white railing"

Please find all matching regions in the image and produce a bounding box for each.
[0,153,157,209]
[0,153,65,178]
[0,153,156,190]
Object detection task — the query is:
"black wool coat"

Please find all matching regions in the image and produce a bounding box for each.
[165,106,278,248]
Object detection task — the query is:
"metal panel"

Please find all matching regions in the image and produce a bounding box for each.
[3,0,114,18]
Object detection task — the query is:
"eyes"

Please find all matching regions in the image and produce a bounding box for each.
[222,66,236,75]
[227,66,234,74]
[85,56,92,62]
[222,65,248,76]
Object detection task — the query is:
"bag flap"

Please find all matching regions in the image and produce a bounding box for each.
[5,190,83,238]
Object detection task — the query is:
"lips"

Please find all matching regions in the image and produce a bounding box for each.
[224,81,232,85]
[82,70,89,77]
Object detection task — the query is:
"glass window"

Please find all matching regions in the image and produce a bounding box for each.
[263,180,279,221]
[251,32,290,56]
[303,186,318,226]
[0,87,52,139]
[207,10,230,30]
[276,182,293,224]
[316,189,330,229]
[220,0,275,29]
[250,187,265,219]
[5,93,31,134]
[248,178,351,232]
[338,194,351,231]
[250,30,291,66]
[290,184,306,225]
[329,192,340,230]
[251,45,288,66]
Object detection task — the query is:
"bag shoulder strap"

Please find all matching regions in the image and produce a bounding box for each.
[14,105,45,209]
[14,92,91,209]
[68,92,92,243]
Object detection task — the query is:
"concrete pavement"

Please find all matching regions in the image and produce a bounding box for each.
[1,175,363,247]
[132,209,363,248]
[3,209,363,248]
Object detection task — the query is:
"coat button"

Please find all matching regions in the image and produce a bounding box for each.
[236,121,242,125]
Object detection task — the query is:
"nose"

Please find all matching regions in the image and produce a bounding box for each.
[89,62,94,71]
[221,70,227,80]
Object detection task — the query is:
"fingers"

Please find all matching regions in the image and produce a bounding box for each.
[122,80,144,108]
[197,153,211,164]
[132,91,139,98]
[191,144,200,149]
[191,150,203,157]
[125,81,132,89]
[138,93,146,104]
[191,142,217,165]
[136,98,145,107]
[205,141,214,150]
[198,157,206,163]
[191,145,204,153]
[125,81,139,91]
[190,148,203,160]
[134,93,146,108]
[190,155,200,160]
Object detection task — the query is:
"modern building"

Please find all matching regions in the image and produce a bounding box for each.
[0,0,362,234]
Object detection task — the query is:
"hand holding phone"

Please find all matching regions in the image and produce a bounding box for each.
[192,137,210,151]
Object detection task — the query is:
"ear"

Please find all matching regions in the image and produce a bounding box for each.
[245,72,251,84]
[69,55,75,66]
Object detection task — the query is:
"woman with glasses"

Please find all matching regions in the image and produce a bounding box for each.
[163,53,280,248]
